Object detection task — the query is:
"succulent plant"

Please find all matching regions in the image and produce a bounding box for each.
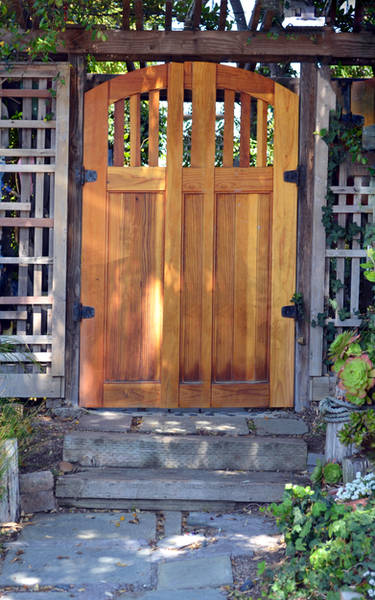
[328,330,361,372]
[338,354,375,405]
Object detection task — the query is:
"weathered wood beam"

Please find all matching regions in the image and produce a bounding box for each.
[13,29,373,64]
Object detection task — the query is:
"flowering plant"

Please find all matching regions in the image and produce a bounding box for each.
[336,472,375,501]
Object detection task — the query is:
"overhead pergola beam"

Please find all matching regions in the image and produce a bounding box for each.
[2,29,375,64]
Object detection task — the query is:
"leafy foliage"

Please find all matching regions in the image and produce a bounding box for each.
[339,409,375,458]
[311,460,343,486]
[262,484,375,600]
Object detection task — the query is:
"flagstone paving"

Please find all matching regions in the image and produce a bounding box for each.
[0,508,280,599]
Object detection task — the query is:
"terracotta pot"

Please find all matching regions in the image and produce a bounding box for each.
[344,497,369,510]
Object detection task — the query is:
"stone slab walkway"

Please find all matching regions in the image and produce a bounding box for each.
[0,509,280,600]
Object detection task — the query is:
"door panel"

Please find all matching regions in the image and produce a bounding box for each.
[80,62,298,408]
[105,191,164,382]
[214,193,271,383]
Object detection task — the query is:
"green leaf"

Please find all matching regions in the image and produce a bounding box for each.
[257,560,266,575]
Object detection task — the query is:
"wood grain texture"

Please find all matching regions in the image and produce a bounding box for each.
[148,90,160,166]
[161,62,184,407]
[256,99,268,167]
[190,62,216,407]
[80,81,109,407]
[109,64,167,103]
[212,383,269,407]
[255,194,271,380]
[269,82,299,407]
[223,89,234,167]
[52,62,70,377]
[130,94,141,167]
[214,167,272,192]
[15,29,375,64]
[233,194,258,380]
[113,99,125,167]
[216,65,274,103]
[103,383,161,407]
[66,54,85,406]
[105,191,164,382]
[214,194,235,382]
[107,166,165,191]
[239,93,251,167]
[309,69,337,377]
[180,194,203,382]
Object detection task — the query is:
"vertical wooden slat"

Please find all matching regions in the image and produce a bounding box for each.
[239,92,250,167]
[336,163,348,316]
[223,89,234,167]
[80,81,109,406]
[148,90,159,167]
[33,78,47,357]
[310,68,337,376]
[255,194,271,380]
[233,194,257,380]
[113,99,124,167]
[17,79,32,340]
[181,194,203,381]
[269,82,299,407]
[48,90,56,341]
[214,194,234,381]
[161,62,184,407]
[66,54,85,405]
[256,99,268,167]
[191,62,216,405]
[51,63,70,376]
[130,94,141,167]
[350,178,362,316]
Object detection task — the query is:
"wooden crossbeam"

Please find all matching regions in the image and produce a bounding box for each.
[0,89,52,98]
[23,29,374,64]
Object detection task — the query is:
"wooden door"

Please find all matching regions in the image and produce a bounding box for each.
[80,62,298,409]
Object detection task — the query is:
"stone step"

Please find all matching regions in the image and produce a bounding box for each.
[56,467,306,507]
[63,431,307,472]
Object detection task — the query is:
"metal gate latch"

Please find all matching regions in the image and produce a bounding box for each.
[73,302,95,322]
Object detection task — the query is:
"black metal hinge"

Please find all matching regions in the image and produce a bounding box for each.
[73,302,95,322]
[281,305,298,319]
[75,167,97,186]
[283,165,305,186]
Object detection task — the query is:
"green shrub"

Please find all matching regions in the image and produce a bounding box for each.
[261,484,375,599]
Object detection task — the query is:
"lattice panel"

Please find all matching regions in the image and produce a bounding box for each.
[323,161,375,352]
[0,63,69,397]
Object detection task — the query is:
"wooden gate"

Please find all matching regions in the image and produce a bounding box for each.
[80,62,298,408]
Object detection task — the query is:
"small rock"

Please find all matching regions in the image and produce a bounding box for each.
[240,579,254,591]
[59,461,74,473]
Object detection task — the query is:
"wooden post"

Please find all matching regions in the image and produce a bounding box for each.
[65,55,85,405]
[294,63,317,412]
[310,67,337,376]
